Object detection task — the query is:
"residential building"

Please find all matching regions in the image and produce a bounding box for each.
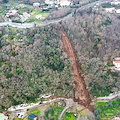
[23,12,30,19]
[111,0,120,5]
[0,113,8,120]
[116,9,120,13]
[45,0,54,6]
[59,0,71,6]
[105,7,116,13]
[113,58,120,68]
[33,3,40,7]
[28,113,38,120]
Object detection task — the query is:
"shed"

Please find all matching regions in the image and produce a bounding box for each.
[0,113,8,120]
[28,113,38,120]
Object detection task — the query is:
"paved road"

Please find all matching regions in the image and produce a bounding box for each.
[0,0,110,28]
[58,99,73,120]
[96,92,120,100]
[8,97,67,112]
[0,13,72,28]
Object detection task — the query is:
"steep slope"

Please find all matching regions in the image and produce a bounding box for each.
[61,26,94,112]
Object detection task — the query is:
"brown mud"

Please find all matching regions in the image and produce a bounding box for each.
[61,26,94,112]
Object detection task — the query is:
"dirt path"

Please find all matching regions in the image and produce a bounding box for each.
[61,27,94,112]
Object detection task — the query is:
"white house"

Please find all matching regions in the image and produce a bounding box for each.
[116,9,120,13]
[111,1,120,5]
[45,0,54,5]
[16,112,25,119]
[113,58,120,68]
[33,3,40,7]
[105,7,116,13]
[23,12,30,19]
[59,0,71,6]
[114,116,120,120]
[0,113,8,120]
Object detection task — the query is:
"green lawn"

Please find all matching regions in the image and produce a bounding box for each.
[45,101,65,119]
[32,110,41,116]
[62,112,77,120]
[24,10,49,23]
[95,98,120,120]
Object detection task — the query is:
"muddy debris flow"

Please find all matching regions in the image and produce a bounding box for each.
[61,26,94,112]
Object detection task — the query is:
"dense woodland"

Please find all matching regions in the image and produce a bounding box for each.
[0,25,73,110]
[63,8,120,97]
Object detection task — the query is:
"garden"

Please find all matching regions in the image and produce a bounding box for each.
[95,98,120,120]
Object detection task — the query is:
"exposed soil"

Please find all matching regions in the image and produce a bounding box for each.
[61,26,94,112]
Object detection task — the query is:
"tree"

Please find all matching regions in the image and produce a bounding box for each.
[94,109,99,117]
[97,115,101,120]
[108,100,112,106]
[2,0,8,3]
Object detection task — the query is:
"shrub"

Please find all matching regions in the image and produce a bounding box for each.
[96,115,101,120]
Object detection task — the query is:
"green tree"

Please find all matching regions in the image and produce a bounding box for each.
[97,115,101,120]
[2,0,8,3]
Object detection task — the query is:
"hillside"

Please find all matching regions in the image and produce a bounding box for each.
[0,0,120,114]
[0,26,74,110]
[63,8,120,97]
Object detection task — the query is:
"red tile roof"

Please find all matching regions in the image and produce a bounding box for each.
[114,60,120,63]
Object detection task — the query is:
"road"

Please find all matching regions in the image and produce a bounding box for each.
[96,91,120,100]
[0,13,72,28]
[8,97,67,112]
[0,0,110,28]
[58,99,73,120]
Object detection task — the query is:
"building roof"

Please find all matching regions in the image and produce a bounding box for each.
[0,113,6,120]
[113,60,120,63]
[28,113,36,120]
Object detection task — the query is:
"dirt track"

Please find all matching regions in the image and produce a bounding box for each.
[61,27,94,111]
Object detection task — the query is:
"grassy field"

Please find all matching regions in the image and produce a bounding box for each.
[95,98,120,120]
[44,101,65,119]
[24,10,49,23]
[62,112,77,120]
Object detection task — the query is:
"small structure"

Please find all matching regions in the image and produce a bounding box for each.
[45,0,54,6]
[116,9,120,13]
[33,3,40,7]
[35,14,42,19]
[28,113,38,120]
[16,112,25,119]
[113,58,120,68]
[23,12,30,18]
[0,113,8,120]
[114,116,120,120]
[105,7,116,13]
[59,0,71,6]
[111,1,120,5]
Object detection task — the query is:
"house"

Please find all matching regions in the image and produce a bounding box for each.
[111,1,120,5]
[33,3,40,7]
[105,7,116,13]
[114,116,120,120]
[0,113,8,120]
[113,58,120,68]
[45,0,54,6]
[23,12,30,19]
[59,0,71,6]
[35,14,42,19]
[116,9,120,13]
[28,113,38,120]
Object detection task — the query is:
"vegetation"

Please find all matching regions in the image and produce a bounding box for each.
[0,0,120,112]
[102,3,120,9]
[62,112,77,120]
[95,98,120,119]
[63,8,120,97]
[0,25,73,109]
[44,101,65,119]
